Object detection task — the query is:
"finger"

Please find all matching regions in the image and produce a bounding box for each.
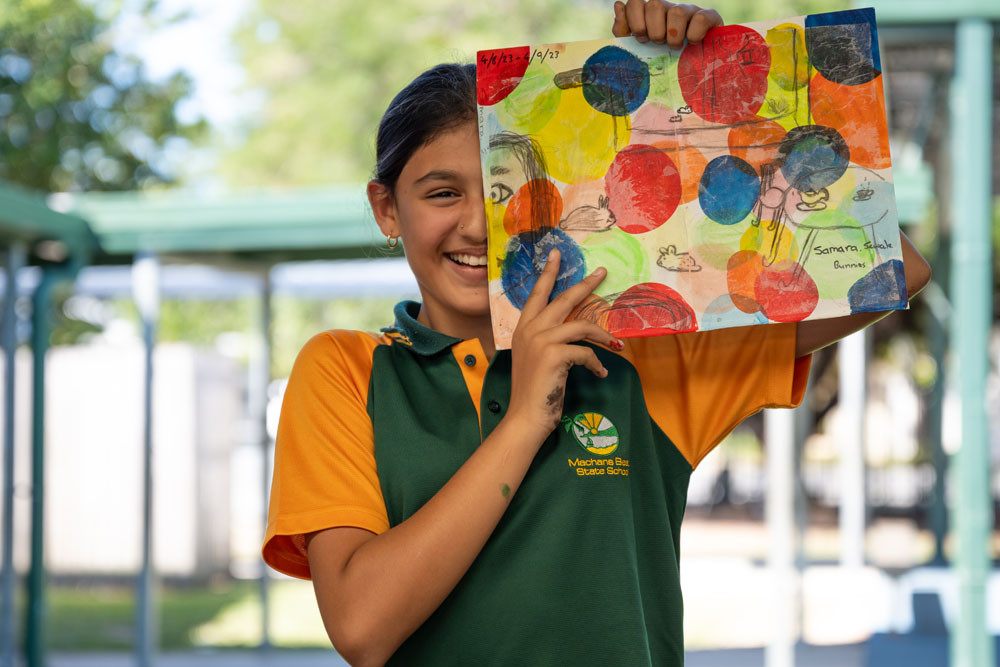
[665,3,695,49]
[564,345,609,379]
[542,266,607,324]
[544,320,623,351]
[520,248,561,320]
[645,0,667,43]
[625,0,648,42]
[686,8,724,43]
[611,1,630,37]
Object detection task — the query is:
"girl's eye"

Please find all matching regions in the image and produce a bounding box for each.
[429,190,458,199]
[490,183,513,205]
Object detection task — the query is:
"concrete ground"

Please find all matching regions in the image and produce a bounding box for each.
[36,643,869,667]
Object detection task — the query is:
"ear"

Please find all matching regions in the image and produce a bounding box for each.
[367,180,398,239]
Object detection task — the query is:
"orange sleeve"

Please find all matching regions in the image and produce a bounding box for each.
[262,330,390,580]
[621,323,811,469]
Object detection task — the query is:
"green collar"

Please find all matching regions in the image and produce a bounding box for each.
[381,300,463,356]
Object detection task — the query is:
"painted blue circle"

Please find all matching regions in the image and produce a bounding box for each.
[847,259,906,314]
[501,228,586,310]
[698,155,760,225]
[582,46,649,116]
[778,125,849,192]
[700,294,768,330]
[840,175,893,225]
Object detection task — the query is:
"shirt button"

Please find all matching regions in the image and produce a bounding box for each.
[464,354,476,367]
[487,400,501,414]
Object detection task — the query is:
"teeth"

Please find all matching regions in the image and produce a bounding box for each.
[449,253,487,267]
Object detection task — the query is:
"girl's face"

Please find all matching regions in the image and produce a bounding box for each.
[371,121,490,330]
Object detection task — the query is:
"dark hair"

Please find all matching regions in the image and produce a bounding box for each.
[374,63,477,194]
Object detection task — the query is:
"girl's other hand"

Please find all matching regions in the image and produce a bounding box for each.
[506,250,620,441]
[612,0,724,50]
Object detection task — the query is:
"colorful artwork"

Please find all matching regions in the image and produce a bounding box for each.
[477,8,906,349]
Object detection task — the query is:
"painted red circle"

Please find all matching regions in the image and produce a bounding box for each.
[754,264,819,322]
[477,47,530,106]
[678,25,771,125]
[503,179,563,236]
[606,283,698,337]
[604,145,681,234]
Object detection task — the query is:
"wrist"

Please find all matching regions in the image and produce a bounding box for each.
[496,405,556,449]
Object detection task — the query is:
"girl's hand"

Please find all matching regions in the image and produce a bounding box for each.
[612,0,724,50]
[506,249,621,441]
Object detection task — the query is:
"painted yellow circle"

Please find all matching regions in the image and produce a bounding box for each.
[485,198,508,282]
[533,87,630,185]
[739,221,799,265]
[766,23,810,91]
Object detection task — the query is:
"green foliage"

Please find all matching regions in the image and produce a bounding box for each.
[157,298,253,346]
[27,581,254,650]
[271,295,399,377]
[223,0,839,187]
[0,0,205,191]
[111,294,399,379]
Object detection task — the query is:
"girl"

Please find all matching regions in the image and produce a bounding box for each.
[263,2,931,665]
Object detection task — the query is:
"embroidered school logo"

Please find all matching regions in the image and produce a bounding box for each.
[562,412,619,455]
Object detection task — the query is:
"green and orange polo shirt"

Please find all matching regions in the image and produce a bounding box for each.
[264,300,810,666]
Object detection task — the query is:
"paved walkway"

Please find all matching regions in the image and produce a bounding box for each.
[32,643,870,667]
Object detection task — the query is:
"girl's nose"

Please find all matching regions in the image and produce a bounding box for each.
[462,198,488,241]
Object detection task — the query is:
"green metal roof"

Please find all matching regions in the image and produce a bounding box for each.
[56,186,395,264]
[865,0,1000,22]
[0,182,98,262]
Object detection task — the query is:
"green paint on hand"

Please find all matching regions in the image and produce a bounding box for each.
[500,483,511,499]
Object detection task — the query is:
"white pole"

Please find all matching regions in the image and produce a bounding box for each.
[765,407,797,667]
[838,330,867,569]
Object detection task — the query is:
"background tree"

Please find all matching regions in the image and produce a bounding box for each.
[0,0,205,192]
[222,0,838,187]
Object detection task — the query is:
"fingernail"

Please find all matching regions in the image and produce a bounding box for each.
[609,339,624,351]
[591,267,607,277]
[600,367,609,378]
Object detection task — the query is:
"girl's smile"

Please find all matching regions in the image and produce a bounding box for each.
[369,121,494,344]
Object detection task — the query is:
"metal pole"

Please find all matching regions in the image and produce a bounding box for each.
[948,17,994,667]
[25,272,53,667]
[258,267,272,649]
[133,253,159,667]
[838,330,867,569]
[765,407,797,667]
[1,244,24,667]
[922,281,949,564]
[23,251,87,667]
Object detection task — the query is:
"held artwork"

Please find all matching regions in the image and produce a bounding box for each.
[477,8,906,349]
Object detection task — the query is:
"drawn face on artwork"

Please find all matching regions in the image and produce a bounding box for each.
[774,165,889,232]
[486,132,544,208]
[383,122,490,326]
[486,145,527,208]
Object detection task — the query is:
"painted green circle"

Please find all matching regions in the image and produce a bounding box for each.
[645,53,684,109]
[495,61,561,135]
[794,210,875,299]
[581,228,649,298]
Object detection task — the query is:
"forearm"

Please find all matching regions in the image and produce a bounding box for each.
[310,416,543,666]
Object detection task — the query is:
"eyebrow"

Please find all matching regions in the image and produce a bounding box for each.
[413,169,460,185]
[490,165,510,176]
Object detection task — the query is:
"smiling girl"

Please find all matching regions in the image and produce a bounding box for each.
[262,2,931,665]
